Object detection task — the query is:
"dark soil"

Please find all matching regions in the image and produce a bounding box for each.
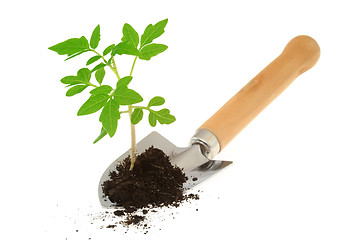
[101,146,199,227]
[113,210,125,216]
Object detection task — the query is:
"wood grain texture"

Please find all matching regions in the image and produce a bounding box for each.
[199,35,320,151]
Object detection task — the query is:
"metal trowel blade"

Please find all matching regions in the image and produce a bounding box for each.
[98,131,232,207]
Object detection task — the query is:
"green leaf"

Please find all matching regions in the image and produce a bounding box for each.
[148,109,175,127]
[122,23,139,48]
[90,85,112,95]
[64,49,90,61]
[131,108,143,125]
[61,68,92,87]
[91,63,106,72]
[148,96,165,107]
[49,36,89,56]
[66,85,88,96]
[77,68,91,82]
[61,75,83,85]
[103,44,115,56]
[90,25,101,49]
[93,127,107,144]
[77,94,109,116]
[111,42,139,56]
[156,109,176,124]
[140,19,168,48]
[99,99,120,137]
[139,44,167,60]
[116,76,133,88]
[148,111,156,127]
[95,68,105,85]
[141,24,153,47]
[113,87,143,105]
[86,55,101,65]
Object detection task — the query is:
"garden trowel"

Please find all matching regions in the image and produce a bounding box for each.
[99,35,320,207]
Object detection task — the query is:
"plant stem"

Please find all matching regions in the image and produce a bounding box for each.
[119,110,131,114]
[90,49,121,79]
[88,82,99,88]
[105,53,139,170]
[111,58,121,79]
[128,106,136,170]
[91,49,111,67]
[130,57,138,76]
[128,56,138,170]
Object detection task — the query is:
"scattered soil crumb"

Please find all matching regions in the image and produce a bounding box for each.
[113,210,125,216]
[125,214,145,225]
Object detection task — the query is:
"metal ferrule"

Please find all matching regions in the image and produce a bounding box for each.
[190,129,220,160]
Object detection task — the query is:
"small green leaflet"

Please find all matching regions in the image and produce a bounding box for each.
[131,108,143,125]
[140,19,168,48]
[116,76,132,88]
[148,109,175,127]
[113,87,143,105]
[61,75,83,85]
[148,96,165,107]
[49,36,89,56]
[77,94,109,116]
[91,63,106,73]
[111,42,139,56]
[86,55,101,65]
[103,44,115,56]
[95,68,105,85]
[90,25,101,49]
[77,68,91,82]
[90,85,112,95]
[122,23,139,48]
[155,109,175,124]
[66,85,88,97]
[60,68,92,86]
[65,49,90,61]
[139,44,167,60]
[148,111,156,127]
[93,127,107,144]
[99,98,120,137]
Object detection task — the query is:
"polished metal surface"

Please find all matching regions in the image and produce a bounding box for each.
[190,129,221,159]
[99,131,232,208]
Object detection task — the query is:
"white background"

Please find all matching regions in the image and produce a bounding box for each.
[1,0,360,239]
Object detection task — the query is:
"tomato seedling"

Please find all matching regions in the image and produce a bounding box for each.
[49,19,175,170]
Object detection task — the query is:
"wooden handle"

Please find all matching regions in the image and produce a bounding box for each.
[199,35,320,151]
